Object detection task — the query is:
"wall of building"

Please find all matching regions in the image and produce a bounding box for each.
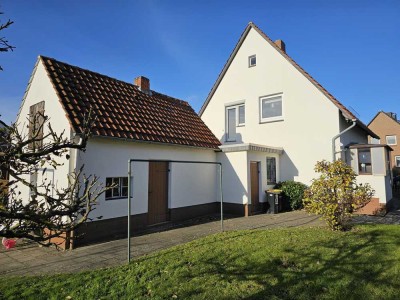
[357,175,391,204]
[368,112,400,172]
[77,138,218,220]
[216,151,248,205]
[14,59,72,201]
[201,27,349,185]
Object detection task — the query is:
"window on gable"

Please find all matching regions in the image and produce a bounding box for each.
[28,101,45,150]
[266,157,277,185]
[105,177,128,200]
[226,104,245,142]
[358,148,372,174]
[249,55,256,67]
[260,94,283,122]
[386,135,397,145]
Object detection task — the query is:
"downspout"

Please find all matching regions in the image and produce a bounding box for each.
[332,119,357,161]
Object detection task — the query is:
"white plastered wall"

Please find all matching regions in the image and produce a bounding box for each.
[77,138,218,220]
[14,59,72,201]
[216,151,248,204]
[202,27,362,185]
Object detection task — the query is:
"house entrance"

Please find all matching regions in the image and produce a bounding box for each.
[250,161,260,214]
[148,161,169,225]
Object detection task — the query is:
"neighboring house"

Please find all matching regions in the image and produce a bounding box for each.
[16,56,221,248]
[200,22,391,215]
[368,111,400,176]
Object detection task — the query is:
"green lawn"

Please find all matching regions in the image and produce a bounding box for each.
[1,225,400,299]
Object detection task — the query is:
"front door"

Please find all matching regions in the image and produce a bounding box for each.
[148,161,169,225]
[250,161,260,214]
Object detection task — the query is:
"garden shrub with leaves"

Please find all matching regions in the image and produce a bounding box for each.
[275,181,308,210]
[303,160,374,230]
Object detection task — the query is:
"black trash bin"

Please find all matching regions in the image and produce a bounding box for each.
[266,189,283,214]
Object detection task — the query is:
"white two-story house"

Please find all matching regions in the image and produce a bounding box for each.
[200,22,391,216]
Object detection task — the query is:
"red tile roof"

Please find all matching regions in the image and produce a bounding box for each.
[40,56,221,149]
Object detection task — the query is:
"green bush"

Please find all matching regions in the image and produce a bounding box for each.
[303,160,374,230]
[275,181,308,210]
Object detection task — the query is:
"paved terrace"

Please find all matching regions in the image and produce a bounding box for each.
[0,211,323,277]
[1,209,400,277]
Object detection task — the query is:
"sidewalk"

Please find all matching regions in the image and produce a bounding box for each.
[0,211,322,277]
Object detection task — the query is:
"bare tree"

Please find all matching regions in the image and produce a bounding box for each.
[0,11,15,71]
[0,112,110,246]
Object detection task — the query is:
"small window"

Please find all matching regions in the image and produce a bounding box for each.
[226,103,245,142]
[358,149,372,174]
[370,137,380,144]
[386,135,397,145]
[267,157,277,185]
[395,156,400,168]
[249,55,256,67]
[105,177,129,200]
[260,94,283,122]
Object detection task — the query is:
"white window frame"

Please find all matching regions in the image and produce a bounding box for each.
[260,93,284,123]
[225,103,245,142]
[386,135,397,145]
[370,137,380,144]
[395,156,400,168]
[248,55,256,67]
[105,177,128,200]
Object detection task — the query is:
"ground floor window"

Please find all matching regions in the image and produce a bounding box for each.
[395,156,400,167]
[358,148,372,174]
[105,177,128,200]
[266,157,276,185]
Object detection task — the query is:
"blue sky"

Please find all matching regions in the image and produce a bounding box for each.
[0,0,399,125]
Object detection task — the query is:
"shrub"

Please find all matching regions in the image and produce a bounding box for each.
[275,181,308,210]
[303,160,374,230]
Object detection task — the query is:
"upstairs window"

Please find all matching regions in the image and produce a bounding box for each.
[28,101,45,150]
[358,148,372,174]
[226,104,245,142]
[260,94,283,123]
[386,135,397,145]
[249,55,256,67]
[105,177,128,200]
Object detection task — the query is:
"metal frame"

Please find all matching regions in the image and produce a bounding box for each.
[127,159,224,263]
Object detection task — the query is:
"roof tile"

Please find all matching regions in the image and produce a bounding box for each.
[40,56,221,149]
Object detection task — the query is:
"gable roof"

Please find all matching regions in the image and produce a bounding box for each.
[39,56,221,150]
[199,22,378,138]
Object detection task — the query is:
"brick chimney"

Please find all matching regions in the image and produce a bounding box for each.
[134,76,150,93]
[274,40,286,53]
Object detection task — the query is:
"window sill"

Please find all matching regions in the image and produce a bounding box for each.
[105,197,128,201]
[260,117,284,124]
[358,173,372,175]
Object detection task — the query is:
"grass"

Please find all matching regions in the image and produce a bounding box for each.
[1,225,400,299]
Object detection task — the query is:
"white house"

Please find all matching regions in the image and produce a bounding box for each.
[15,56,221,248]
[200,22,391,216]
[15,23,392,248]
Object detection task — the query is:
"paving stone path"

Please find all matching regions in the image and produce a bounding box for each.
[1,209,399,277]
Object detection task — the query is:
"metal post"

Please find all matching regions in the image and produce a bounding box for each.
[219,164,224,232]
[127,160,132,263]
